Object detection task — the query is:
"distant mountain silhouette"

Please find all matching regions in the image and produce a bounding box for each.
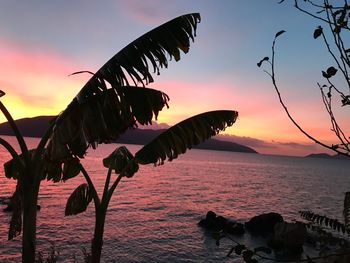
[305,153,349,160]
[0,116,258,154]
[0,116,55,138]
[305,153,333,159]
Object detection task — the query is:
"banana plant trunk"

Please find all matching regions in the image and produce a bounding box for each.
[22,178,40,263]
[91,206,107,263]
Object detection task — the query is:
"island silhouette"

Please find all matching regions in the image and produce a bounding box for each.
[0,116,257,154]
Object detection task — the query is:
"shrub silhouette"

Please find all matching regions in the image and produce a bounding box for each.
[65,110,237,262]
[0,13,239,262]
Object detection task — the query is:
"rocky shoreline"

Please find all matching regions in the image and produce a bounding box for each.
[198,211,350,262]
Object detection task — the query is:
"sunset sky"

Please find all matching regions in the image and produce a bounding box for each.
[0,0,348,156]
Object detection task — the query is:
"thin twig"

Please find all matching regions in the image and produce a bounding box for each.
[269,36,350,157]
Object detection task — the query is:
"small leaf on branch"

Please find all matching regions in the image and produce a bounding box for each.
[313,26,323,39]
[334,26,341,34]
[326,66,337,77]
[333,9,343,16]
[322,71,329,78]
[0,90,5,97]
[275,30,286,38]
[257,57,269,67]
[341,95,350,106]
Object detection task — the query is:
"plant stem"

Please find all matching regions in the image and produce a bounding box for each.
[91,205,107,263]
[0,101,29,161]
[22,177,40,263]
[0,137,19,159]
[270,36,350,157]
[80,164,100,207]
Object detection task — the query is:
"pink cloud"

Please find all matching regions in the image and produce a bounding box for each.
[118,0,179,25]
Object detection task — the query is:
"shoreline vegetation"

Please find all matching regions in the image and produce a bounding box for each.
[0,116,258,154]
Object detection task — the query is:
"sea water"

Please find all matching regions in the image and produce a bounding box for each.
[0,136,349,262]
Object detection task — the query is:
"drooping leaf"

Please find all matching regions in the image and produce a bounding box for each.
[47,14,200,162]
[300,210,346,234]
[65,183,92,216]
[4,155,24,180]
[8,190,22,240]
[43,160,62,183]
[75,13,200,101]
[4,149,36,180]
[47,86,169,161]
[275,30,286,38]
[343,192,350,232]
[135,110,238,166]
[4,148,81,183]
[103,146,139,178]
[62,158,81,181]
[313,26,323,39]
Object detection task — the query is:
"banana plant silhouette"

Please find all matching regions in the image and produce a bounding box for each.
[64,110,238,262]
[1,13,201,262]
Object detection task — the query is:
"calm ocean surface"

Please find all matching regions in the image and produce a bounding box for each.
[0,136,350,262]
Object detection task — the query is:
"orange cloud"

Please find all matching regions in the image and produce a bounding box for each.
[147,75,350,155]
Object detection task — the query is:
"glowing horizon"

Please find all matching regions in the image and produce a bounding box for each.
[0,1,348,157]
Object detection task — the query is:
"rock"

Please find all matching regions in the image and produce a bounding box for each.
[225,222,245,235]
[268,222,307,250]
[319,248,350,263]
[206,211,216,224]
[214,216,227,231]
[245,212,283,234]
[198,211,244,235]
[198,211,217,228]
